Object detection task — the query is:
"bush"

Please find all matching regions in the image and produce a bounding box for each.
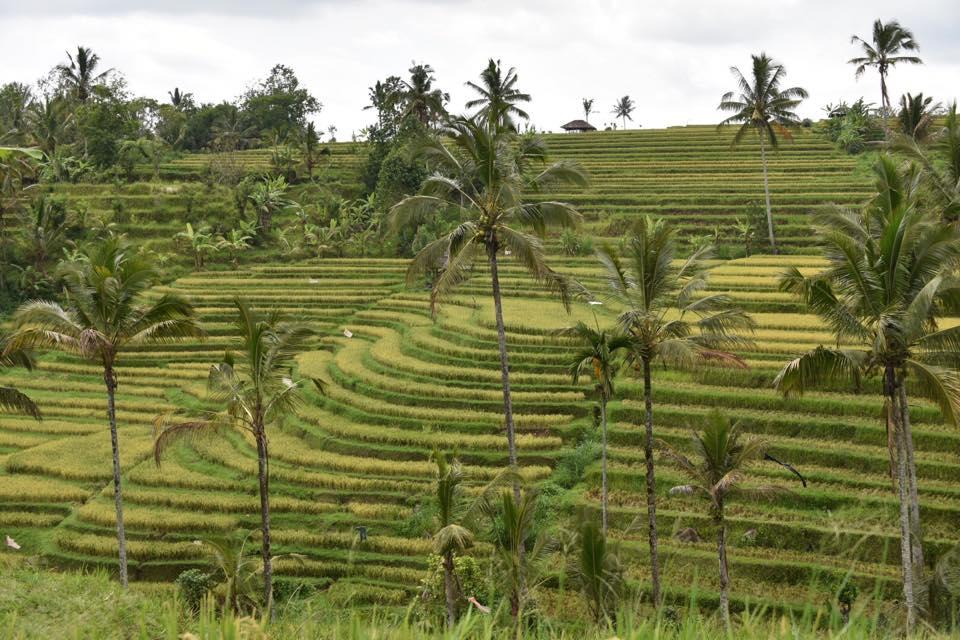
[176,569,213,614]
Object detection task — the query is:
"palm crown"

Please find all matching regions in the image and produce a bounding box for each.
[389,117,589,313]
[718,53,808,148]
[56,46,112,102]
[849,19,922,111]
[465,59,531,131]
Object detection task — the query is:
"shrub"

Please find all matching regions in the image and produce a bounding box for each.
[176,569,214,614]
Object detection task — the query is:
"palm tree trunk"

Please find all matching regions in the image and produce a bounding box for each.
[716,510,731,631]
[488,247,519,499]
[899,383,927,609]
[255,428,273,617]
[443,550,457,628]
[601,395,608,535]
[103,365,128,588]
[642,357,661,608]
[887,369,916,631]
[758,135,777,254]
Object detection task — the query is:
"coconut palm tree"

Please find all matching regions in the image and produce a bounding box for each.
[56,46,112,102]
[849,19,922,113]
[168,87,194,111]
[465,59,531,131]
[718,53,808,254]
[566,320,632,533]
[27,96,74,157]
[154,299,322,616]
[388,117,588,495]
[657,411,783,630]
[0,336,40,420]
[3,238,202,587]
[611,96,635,130]
[595,216,756,608]
[299,122,321,179]
[582,98,595,123]
[773,155,960,631]
[400,62,449,127]
[431,452,474,628]
[567,518,626,625]
[890,102,960,221]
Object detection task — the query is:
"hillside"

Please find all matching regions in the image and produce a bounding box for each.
[3,126,954,620]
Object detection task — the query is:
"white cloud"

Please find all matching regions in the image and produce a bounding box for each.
[2,0,957,137]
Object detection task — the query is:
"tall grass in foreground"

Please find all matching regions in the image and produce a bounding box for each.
[2,562,956,640]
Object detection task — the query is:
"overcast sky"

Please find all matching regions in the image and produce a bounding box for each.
[2,0,958,137]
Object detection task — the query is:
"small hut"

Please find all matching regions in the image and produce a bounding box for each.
[560,119,597,133]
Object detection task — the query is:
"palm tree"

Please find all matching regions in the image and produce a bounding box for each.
[890,102,960,221]
[431,452,475,628]
[595,217,755,607]
[897,93,939,142]
[0,336,40,420]
[718,53,808,254]
[566,320,632,533]
[3,238,201,587]
[849,19,922,113]
[0,147,43,290]
[465,59,531,131]
[248,176,292,240]
[168,87,194,110]
[154,299,322,616]
[56,46,112,102]
[611,96,635,130]
[657,412,783,630]
[400,63,449,127]
[175,222,219,270]
[300,122,321,179]
[773,155,960,632]
[582,98,595,123]
[27,96,74,157]
[568,518,626,625]
[388,118,588,495]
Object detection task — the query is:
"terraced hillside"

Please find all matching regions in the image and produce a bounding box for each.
[3,255,958,616]
[25,125,865,262]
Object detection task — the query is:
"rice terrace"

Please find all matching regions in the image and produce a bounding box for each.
[1,3,959,638]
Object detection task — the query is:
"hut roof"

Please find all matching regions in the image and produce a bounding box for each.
[560,119,597,131]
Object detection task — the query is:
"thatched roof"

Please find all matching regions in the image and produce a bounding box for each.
[561,119,597,131]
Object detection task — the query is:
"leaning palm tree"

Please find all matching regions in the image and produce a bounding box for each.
[849,19,922,113]
[890,102,960,221]
[657,412,783,630]
[718,53,808,254]
[595,216,756,607]
[465,59,531,131]
[154,299,321,616]
[611,96,635,130]
[0,336,40,420]
[56,46,112,102]
[773,155,960,632]
[3,238,201,587]
[566,321,632,533]
[388,117,588,495]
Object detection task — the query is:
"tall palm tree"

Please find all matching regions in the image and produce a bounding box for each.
[718,53,808,254]
[3,238,202,587]
[773,156,960,632]
[388,117,588,495]
[891,102,960,221]
[595,217,755,607]
[566,320,632,533]
[465,59,531,131]
[154,299,322,616]
[0,336,40,420]
[582,98,595,123]
[55,46,112,102]
[849,19,922,113]
[400,62,449,127]
[657,412,783,630]
[300,122,321,179]
[611,96,635,130]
